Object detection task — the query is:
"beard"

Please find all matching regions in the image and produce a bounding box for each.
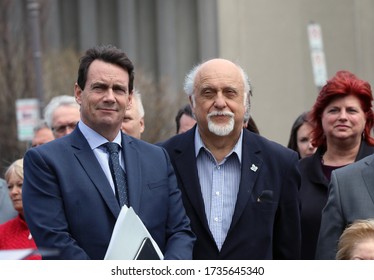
[207,111,235,136]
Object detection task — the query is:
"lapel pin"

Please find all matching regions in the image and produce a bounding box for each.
[250,164,258,172]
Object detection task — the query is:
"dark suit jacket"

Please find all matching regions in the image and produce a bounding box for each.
[22,127,195,259]
[316,153,374,259]
[161,127,301,259]
[299,141,374,259]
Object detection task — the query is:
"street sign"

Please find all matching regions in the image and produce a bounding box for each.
[307,22,328,88]
[310,50,328,88]
[307,22,323,50]
[16,98,40,141]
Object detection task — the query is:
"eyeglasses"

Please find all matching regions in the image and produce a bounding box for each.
[52,122,77,134]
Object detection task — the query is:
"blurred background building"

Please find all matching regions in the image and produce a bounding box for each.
[1,0,374,172]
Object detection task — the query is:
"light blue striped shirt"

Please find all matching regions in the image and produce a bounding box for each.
[78,121,124,194]
[194,128,242,250]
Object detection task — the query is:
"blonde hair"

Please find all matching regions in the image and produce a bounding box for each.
[4,158,24,182]
[336,219,374,260]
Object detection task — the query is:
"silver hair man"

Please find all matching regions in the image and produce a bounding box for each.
[43,95,80,138]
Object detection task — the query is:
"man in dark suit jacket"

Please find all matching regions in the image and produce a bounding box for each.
[22,45,195,260]
[316,153,374,259]
[161,58,301,259]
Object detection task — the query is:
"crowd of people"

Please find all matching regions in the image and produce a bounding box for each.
[1,44,374,260]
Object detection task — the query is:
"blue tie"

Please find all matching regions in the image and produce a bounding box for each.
[104,142,129,207]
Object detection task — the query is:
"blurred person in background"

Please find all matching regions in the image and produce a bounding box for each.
[299,70,374,259]
[175,104,196,134]
[121,90,145,139]
[244,117,260,134]
[0,159,41,260]
[44,95,80,138]
[242,91,260,134]
[31,120,55,147]
[287,111,316,159]
[0,178,17,224]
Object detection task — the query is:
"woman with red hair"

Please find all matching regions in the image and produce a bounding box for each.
[299,70,374,259]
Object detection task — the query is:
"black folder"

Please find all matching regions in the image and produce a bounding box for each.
[134,237,161,260]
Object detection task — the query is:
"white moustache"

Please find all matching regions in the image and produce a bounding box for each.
[207,111,234,118]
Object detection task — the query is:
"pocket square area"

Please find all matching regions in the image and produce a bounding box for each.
[257,190,274,202]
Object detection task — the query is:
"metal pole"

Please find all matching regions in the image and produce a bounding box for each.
[27,0,44,117]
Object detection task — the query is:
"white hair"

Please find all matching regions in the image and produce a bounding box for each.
[43,95,80,128]
[132,89,145,118]
[183,60,252,120]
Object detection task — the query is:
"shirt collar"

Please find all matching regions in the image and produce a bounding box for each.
[78,121,122,150]
[194,126,243,163]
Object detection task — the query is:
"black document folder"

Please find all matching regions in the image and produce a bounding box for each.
[134,237,161,260]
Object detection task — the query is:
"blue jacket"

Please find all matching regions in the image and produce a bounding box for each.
[23,127,195,259]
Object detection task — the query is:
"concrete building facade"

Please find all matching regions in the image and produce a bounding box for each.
[29,0,374,144]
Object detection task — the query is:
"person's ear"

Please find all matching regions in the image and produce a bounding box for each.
[126,91,133,110]
[74,83,82,105]
[140,118,145,134]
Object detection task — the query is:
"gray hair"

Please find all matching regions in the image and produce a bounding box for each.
[183,60,252,121]
[43,95,80,128]
[132,90,145,118]
[33,119,50,133]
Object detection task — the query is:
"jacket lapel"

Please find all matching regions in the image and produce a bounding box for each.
[308,148,329,186]
[229,131,263,231]
[71,128,120,218]
[121,133,142,213]
[173,128,211,235]
[362,155,374,205]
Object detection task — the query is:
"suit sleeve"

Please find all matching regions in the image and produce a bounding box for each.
[22,148,90,259]
[273,150,302,259]
[315,171,345,259]
[161,148,196,260]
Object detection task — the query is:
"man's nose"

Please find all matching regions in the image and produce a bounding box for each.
[214,92,227,108]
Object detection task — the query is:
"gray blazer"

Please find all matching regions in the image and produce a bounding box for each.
[0,178,17,224]
[315,153,374,259]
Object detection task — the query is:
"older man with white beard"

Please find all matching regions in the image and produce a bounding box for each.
[161,58,301,260]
